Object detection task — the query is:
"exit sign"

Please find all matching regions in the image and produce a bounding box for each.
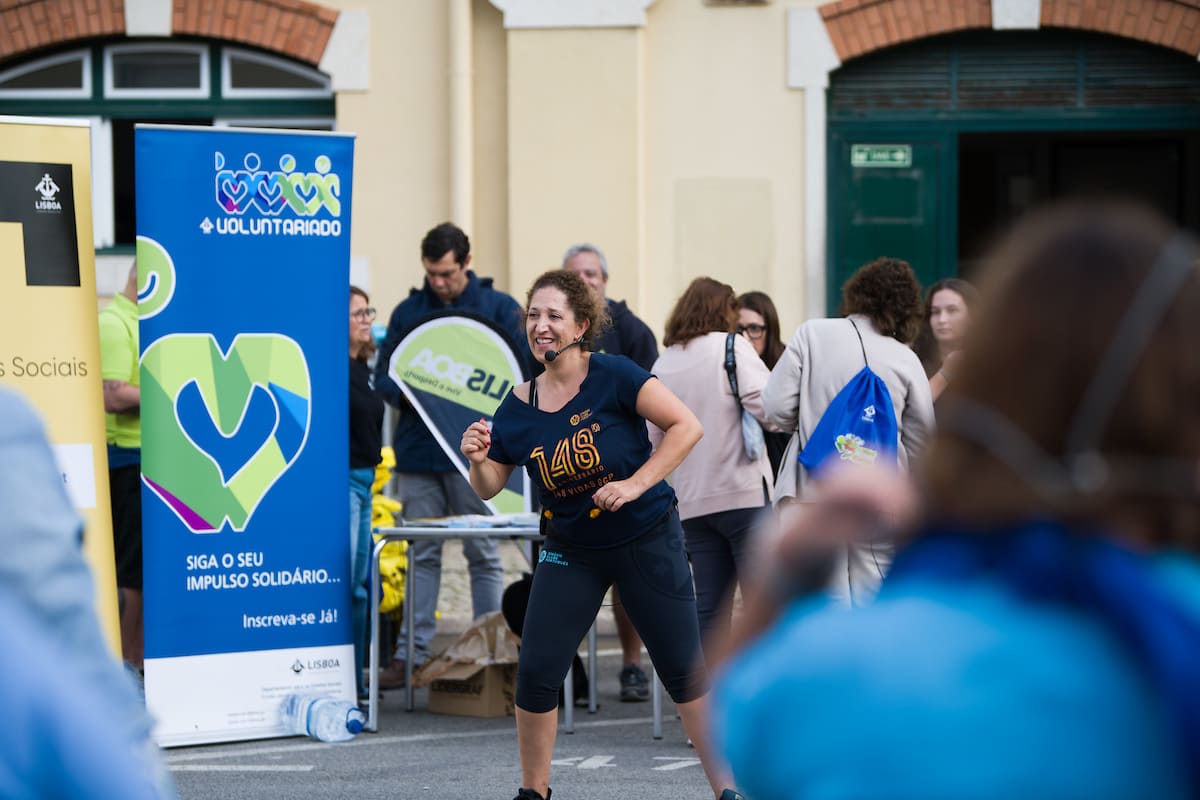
[851,144,912,168]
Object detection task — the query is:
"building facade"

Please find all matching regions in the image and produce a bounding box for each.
[2,0,1197,335]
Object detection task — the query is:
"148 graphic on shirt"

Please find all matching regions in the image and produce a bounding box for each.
[528,424,605,491]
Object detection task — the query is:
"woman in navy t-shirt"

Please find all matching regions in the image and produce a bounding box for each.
[461,270,740,800]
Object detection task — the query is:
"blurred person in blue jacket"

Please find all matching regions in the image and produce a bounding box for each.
[0,583,165,799]
[372,222,531,685]
[0,385,175,798]
[712,203,1200,800]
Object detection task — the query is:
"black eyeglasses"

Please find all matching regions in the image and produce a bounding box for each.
[737,324,766,340]
[351,307,377,322]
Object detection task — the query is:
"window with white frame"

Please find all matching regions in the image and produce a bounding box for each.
[0,49,91,98]
[222,48,331,98]
[0,40,334,250]
[105,44,209,98]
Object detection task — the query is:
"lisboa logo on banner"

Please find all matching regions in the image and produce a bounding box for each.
[34,172,62,212]
[199,152,343,239]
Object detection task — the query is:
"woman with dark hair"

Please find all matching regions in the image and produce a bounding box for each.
[650,278,775,659]
[714,204,1200,800]
[349,286,383,701]
[736,291,785,368]
[764,257,935,603]
[460,270,741,800]
[913,277,978,401]
[738,291,789,477]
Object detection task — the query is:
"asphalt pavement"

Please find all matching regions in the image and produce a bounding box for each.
[166,635,715,800]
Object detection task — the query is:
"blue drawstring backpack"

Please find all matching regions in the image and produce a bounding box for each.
[798,319,899,477]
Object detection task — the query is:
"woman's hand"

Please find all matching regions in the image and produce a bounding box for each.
[592,478,644,513]
[717,464,921,663]
[460,418,492,465]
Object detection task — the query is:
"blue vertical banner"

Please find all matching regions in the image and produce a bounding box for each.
[136,126,355,746]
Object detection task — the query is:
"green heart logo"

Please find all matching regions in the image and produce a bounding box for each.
[141,333,311,532]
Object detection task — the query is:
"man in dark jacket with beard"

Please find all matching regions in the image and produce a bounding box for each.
[373,222,530,687]
[562,241,659,702]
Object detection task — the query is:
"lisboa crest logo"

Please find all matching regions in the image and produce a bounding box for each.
[137,237,313,533]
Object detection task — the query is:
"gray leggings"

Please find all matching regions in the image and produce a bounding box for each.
[515,508,707,713]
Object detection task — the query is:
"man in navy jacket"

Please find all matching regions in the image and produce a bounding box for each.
[374,222,529,685]
[563,243,658,372]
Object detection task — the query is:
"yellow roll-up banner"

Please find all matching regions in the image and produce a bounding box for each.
[0,115,121,654]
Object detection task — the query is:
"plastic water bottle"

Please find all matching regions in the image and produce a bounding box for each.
[279,693,365,742]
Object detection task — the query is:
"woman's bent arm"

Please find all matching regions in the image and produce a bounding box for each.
[592,378,702,513]
[633,378,703,493]
[469,460,514,500]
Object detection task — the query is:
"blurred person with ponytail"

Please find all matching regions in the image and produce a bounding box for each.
[713,203,1200,800]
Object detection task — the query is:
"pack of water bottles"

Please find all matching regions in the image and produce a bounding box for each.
[279,693,366,742]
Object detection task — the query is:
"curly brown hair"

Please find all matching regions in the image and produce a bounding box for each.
[663,277,738,347]
[525,269,610,350]
[840,257,924,344]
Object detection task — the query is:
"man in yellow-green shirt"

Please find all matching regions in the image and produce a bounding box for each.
[98,262,142,671]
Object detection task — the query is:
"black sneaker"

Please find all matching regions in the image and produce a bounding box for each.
[718,790,746,800]
[513,788,551,800]
[618,664,650,702]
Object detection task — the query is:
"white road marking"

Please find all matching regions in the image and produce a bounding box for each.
[170,765,314,772]
[652,757,702,771]
[165,716,666,763]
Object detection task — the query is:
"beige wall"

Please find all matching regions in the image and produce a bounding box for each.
[320,0,519,317]
[492,0,809,341]
[320,0,811,338]
[506,26,646,308]
[643,0,807,340]
[319,0,449,313]
[473,0,512,293]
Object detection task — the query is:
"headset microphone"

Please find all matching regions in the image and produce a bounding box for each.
[544,339,583,362]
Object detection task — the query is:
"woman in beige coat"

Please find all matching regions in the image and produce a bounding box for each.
[764,257,935,604]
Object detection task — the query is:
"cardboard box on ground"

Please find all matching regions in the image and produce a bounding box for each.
[412,611,520,718]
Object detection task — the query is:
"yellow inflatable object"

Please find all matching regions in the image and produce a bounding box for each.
[372,448,406,615]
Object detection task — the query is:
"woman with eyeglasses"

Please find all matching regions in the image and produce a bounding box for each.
[650,278,777,662]
[738,292,790,478]
[349,286,383,702]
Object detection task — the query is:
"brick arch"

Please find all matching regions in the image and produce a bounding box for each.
[0,0,124,61]
[0,0,337,66]
[172,0,338,66]
[820,0,1200,62]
